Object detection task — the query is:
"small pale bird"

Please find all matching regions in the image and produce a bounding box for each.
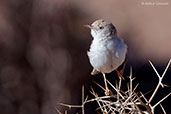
[85,19,127,95]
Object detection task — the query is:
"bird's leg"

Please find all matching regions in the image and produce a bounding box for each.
[116,60,127,80]
[102,73,110,95]
[116,69,125,80]
[120,60,127,75]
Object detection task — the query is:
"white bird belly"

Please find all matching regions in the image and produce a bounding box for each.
[87,38,127,73]
[88,49,112,73]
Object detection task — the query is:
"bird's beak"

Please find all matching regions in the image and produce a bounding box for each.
[84,25,95,30]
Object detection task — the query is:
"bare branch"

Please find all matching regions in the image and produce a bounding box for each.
[152,93,171,109]
[148,59,171,103]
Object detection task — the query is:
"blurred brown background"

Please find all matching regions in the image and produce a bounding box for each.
[0,0,170,114]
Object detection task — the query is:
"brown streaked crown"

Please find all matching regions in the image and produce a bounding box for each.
[91,19,117,35]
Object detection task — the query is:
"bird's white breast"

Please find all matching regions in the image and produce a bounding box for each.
[87,36,127,73]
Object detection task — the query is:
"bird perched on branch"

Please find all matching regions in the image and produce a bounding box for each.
[85,19,127,95]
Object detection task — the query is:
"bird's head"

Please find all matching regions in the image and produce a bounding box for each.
[84,19,117,39]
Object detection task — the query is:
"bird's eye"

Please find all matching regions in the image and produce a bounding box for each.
[99,26,104,29]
